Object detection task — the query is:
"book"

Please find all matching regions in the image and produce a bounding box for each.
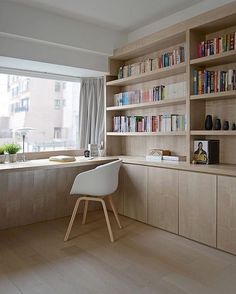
[49,155,76,162]
[198,31,236,58]
[117,46,185,79]
[162,155,186,162]
[193,69,236,95]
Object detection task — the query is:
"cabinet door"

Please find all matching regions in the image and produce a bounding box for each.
[123,164,147,222]
[107,165,124,215]
[179,171,216,247]
[218,176,236,255]
[147,167,178,234]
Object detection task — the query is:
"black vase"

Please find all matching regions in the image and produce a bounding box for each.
[214,118,221,130]
[223,121,229,130]
[232,123,236,130]
[205,115,213,130]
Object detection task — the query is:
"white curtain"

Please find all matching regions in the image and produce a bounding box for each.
[78,77,104,149]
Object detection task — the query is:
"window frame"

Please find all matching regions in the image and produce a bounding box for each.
[0,67,82,159]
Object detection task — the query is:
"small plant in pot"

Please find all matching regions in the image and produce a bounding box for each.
[5,143,21,163]
[0,146,6,164]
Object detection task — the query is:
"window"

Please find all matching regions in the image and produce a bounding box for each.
[54,99,61,110]
[0,73,80,152]
[54,81,61,92]
[54,127,62,139]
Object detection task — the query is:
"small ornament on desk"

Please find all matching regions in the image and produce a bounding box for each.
[232,123,236,130]
[84,150,90,157]
[214,118,221,130]
[88,144,98,157]
[98,141,105,157]
[205,115,213,130]
[223,120,229,130]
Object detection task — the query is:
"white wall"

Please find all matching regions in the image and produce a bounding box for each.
[0,0,127,75]
[128,0,236,42]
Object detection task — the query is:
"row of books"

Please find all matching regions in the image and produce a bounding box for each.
[117,46,185,79]
[146,149,186,162]
[114,86,165,106]
[113,114,186,133]
[113,82,187,106]
[198,32,236,58]
[193,69,236,95]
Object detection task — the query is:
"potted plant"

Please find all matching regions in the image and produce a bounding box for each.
[5,143,21,163]
[0,145,6,164]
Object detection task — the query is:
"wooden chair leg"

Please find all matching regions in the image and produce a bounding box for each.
[64,198,82,241]
[100,199,114,243]
[82,200,89,225]
[108,196,122,229]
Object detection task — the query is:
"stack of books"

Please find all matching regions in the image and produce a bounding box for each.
[146,149,186,162]
[117,46,185,79]
[113,113,186,133]
[198,32,236,57]
[193,69,236,95]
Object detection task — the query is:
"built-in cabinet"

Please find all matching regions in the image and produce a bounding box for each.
[123,164,147,222]
[119,163,236,254]
[179,171,216,247]
[217,176,236,255]
[147,167,178,234]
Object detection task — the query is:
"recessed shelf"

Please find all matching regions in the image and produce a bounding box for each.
[106,97,186,111]
[106,63,186,87]
[190,90,236,101]
[191,130,236,136]
[190,50,236,67]
[107,132,187,136]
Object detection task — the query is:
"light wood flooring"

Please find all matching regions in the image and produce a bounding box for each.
[0,210,236,294]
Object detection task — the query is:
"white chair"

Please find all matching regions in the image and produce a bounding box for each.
[64,160,122,242]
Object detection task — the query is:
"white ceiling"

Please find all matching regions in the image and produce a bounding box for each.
[7,0,204,32]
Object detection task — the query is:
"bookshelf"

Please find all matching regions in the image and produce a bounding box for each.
[106,97,186,111]
[190,90,236,101]
[106,63,186,86]
[107,131,187,137]
[105,2,236,165]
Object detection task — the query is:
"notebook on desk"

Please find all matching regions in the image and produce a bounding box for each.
[49,155,76,162]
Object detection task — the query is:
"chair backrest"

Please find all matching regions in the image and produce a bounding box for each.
[70,159,122,196]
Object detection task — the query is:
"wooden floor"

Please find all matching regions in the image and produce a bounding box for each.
[0,211,236,294]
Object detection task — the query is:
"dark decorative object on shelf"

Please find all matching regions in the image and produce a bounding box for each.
[232,123,236,130]
[214,118,221,130]
[205,115,213,130]
[223,120,229,130]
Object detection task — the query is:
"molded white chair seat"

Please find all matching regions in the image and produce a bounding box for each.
[64,160,122,242]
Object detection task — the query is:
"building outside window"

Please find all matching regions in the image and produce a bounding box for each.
[54,81,61,92]
[0,73,80,152]
[54,99,61,110]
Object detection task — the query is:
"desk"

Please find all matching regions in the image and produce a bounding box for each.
[0,157,117,230]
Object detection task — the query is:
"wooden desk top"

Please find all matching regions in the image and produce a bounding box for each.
[0,156,118,173]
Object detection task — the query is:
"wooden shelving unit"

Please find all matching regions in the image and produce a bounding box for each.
[190,90,236,101]
[190,130,236,136]
[190,49,236,66]
[105,3,236,165]
[106,63,186,87]
[107,131,187,137]
[107,97,186,111]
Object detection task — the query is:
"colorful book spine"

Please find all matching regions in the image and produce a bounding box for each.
[193,69,236,94]
[198,32,236,58]
[117,46,185,79]
[112,114,186,133]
